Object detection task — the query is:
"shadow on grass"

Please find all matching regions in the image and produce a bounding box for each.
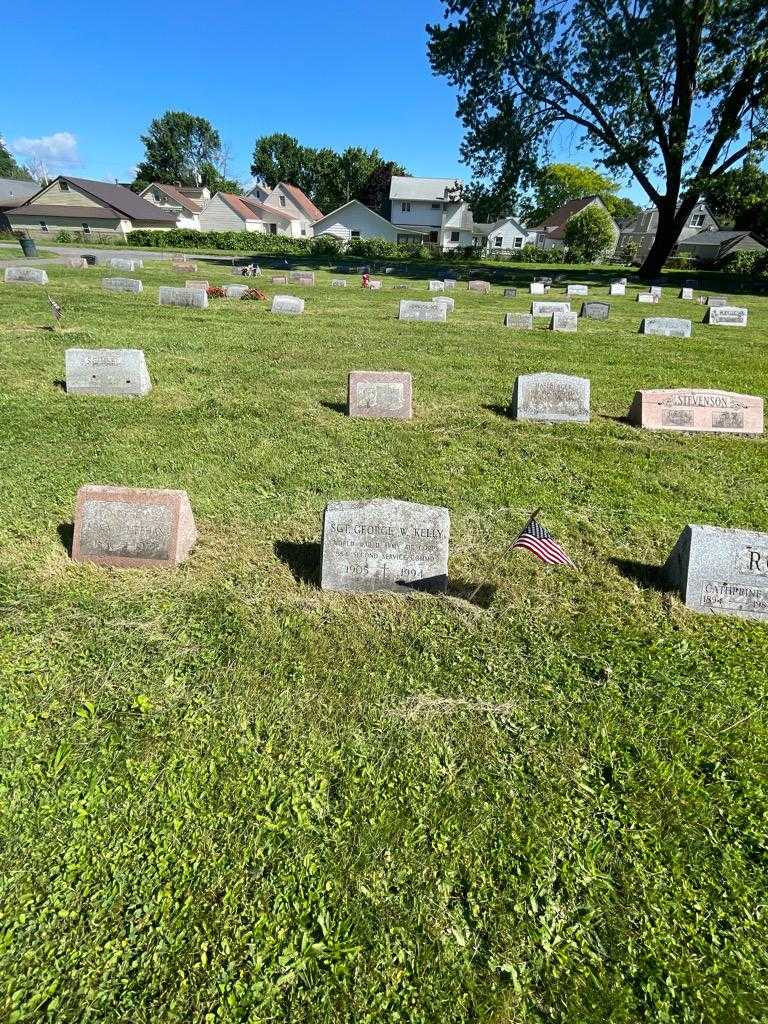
[610,557,670,593]
[600,413,631,425]
[58,522,74,556]
[443,579,496,609]
[274,540,321,586]
[319,401,348,416]
[53,379,67,392]
[483,403,512,419]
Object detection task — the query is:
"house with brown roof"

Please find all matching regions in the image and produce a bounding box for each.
[198,192,298,235]
[529,195,619,254]
[5,175,178,239]
[139,183,210,229]
[248,181,324,237]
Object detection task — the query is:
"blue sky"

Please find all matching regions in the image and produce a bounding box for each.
[1,0,642,199]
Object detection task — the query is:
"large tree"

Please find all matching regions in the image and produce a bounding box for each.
[358,160,408,216]
[135,111,230,190]
[0,137,32,181]
[428,1,768,277]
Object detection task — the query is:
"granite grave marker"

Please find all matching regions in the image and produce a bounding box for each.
[511,372,590,423]
[65,348,151,397]
[398,300,446,322]
[4,267,48,285]
[641,317,692,337]
[272,294,304,315]
[102,277,143,294]
[348,370,413,420]
[159,286,208,309]
[628,388,763,434]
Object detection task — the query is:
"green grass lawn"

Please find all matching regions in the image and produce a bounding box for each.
[1,261,767,1023]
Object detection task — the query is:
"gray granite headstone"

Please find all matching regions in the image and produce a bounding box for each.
[550,312,578,332]
[72,485,197,568]
[159,286,208,309]
[637,292,659,304]
[662,524,768,621]
[332,279,347,287]
[511,372,590,423]
[641,317,692,337]
[321,499,449,594]
[468,280,491,293]
[109,257,142,271]
[443,279,456,290]
[704,305,748,326]
[432,296,454,314]
[581,301,610,320]
[504,287,518,298]
[348,370,413,420]
[505,312,534,329]
[706,295,728,306]
[566,284,589,296]
[428,279,445,292]
[65,347,151,397]
[679,287,693,300]
[531,301,570,317]
[224,285,249,298]
[290,271,315,286]
[4,267,48,285]
[609,282,626,296]
[272,294,305,315]
[398,300,446,322]
[102,277,143,294]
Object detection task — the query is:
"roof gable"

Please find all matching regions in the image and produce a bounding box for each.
[389,176,462,201]
[312,199,394,231]
[141,183,203,214]
[271,182,324,222]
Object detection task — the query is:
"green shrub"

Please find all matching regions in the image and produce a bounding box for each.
[564,205,616,262]
[55,230,73,243]
[308,234,343,257]
[126,228,311,255]
[721,250,761,275]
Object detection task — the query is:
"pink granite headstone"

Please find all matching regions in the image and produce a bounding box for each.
[628,388,763,434]
[348,370,413,420]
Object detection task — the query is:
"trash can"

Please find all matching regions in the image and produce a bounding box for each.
[20,237,37,258]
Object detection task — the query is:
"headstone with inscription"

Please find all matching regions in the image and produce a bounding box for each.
[443,279,456,290]
[581,301,610,320]
[704,305,748,327]
[271,275,287,284]
[706,295,728,306]
[428,280,445,292]
[432,296,455,314]
[637,292,659,304]
[531,300,570,317]
[289,271,315,286]
[550,311,578,332]
[321,499,449,594]
[628,388,763,434]
[172,261,196,272]
[511,372,590,423]
[530,282,545,295]
[398,300,446,322]
[567,284,589,296]
[271,294,304,315]
[224,284,249,298]
[332,279,347,288]
[4,267,48,285]
[650,285,662,297]
[72,485,197,568]
[641,317,692,337]
[504,312,534,329]
[662,524,768,621]
[504,287,518,298]
[609,282,626,296]
[679,287,693,300]
[468,280,491,293]
[102,277,142,294]
[159,286,208,309]
[185,280,210,291]
[65,348,151,397]
[109,258,142,271]
[348,370,412,420]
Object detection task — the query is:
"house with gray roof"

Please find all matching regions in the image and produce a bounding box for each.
[5,175,179,239]
[677,229,767,263]
[139,182,210,229]
[0,177,39,231]
[618,200,719,262]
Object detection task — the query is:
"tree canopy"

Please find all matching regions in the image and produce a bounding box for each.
[523,163,640,225]
[134,111,241,193]
[0,137,33,181]
[250,133,406,215]
[563,203,618,261]
[428,0,768,275]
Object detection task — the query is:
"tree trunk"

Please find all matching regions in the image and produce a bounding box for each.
[638,195,699,279]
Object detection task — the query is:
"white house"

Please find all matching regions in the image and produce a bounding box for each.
[249,181,324,238]
[388,175,465,246]
[139,183,210,229]
[618,200,719,261]
[477,216,530,254]
[311,199,397,242]
[198,192,298,234]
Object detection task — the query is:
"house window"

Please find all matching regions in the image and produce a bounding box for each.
[351,230,361,238]
[82,223,91,234]
[39,221,48,232]
[513,237,524,248]
[301,227,306,236]
[690,213,705,227]
[494,236,503,247]
[429,231,439,244]
[279,195,286,207]
[60,181,69,191]
[268,223,277,235]
[450,231,460,242]
[401,201,411,212]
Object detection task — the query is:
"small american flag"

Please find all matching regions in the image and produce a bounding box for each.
[48,295,62,322]
[513,514,574,567]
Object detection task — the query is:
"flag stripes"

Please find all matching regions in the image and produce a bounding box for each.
[512,516,574,567]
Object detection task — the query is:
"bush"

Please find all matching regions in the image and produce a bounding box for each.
[308,235,343,257]
[720,250,761,275]
[55,230,73,243]
[126,228,311,255]
[564,205,616,262]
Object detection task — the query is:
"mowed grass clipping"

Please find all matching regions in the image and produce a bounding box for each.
[1,260,767,1024]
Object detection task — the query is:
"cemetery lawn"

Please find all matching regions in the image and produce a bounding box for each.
[2,262,767,1024]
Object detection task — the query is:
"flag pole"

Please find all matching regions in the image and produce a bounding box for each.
[467,507,541,604]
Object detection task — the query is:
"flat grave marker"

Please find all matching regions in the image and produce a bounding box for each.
[321,499,449,595]
[511,372,590,423]
[102,277,142,294]
[65,348,151,397]
[662,524,768,621]
[4,267,48,285]
[332,279,347,288]
[272,294,304,315]
[704,305,748,327]
[641,317,692,337]
[72,485,197,568]
[348,370,413,420]
[159,286,208,309]
[628,388,763,434]
[398,300,446,322]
